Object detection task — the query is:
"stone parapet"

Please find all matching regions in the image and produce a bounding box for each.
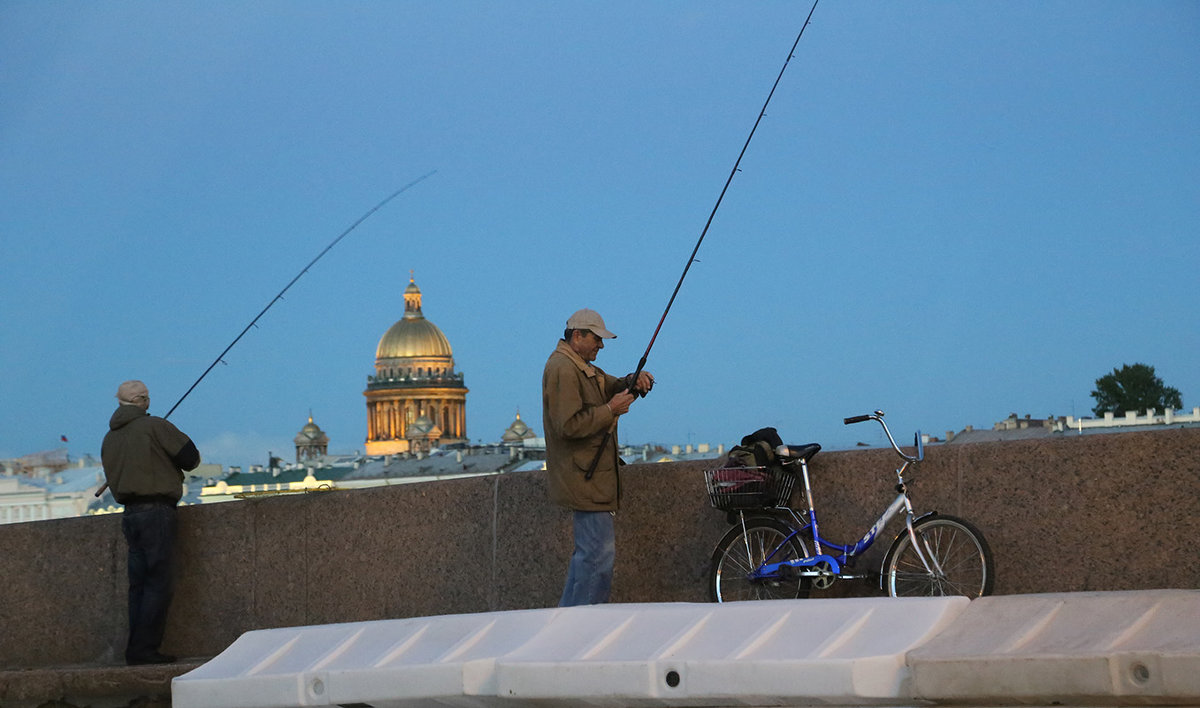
[0,427,1196,696]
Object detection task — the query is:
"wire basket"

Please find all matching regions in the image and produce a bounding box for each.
[703,465,796,511]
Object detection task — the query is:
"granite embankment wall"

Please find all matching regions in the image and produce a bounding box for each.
[1,427,1197,670]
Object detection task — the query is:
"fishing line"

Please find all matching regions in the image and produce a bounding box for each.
[586,2,820,478]
[97,170,436,496]
[164,170,436,419]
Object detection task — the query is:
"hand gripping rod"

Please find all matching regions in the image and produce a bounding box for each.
[584,2,820,479]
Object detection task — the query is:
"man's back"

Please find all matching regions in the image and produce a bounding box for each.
[102,405,197,503]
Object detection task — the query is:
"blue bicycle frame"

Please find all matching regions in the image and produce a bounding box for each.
[744,416,936,584]
[750,492,909,580]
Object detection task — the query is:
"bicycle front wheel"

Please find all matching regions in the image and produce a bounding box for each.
[709,516,811,602]
[883,514,994,598]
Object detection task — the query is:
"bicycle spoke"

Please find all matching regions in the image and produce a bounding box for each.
[887,517,991,598]
[711,519,811,602]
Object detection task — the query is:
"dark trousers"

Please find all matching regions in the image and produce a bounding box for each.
[121,502,177,660]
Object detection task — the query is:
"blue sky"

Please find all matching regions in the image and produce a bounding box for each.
[2,2,1197,470]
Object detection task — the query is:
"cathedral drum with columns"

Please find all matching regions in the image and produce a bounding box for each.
[364,276,468,455]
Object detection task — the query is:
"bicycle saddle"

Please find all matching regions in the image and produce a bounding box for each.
[775,443,821,461]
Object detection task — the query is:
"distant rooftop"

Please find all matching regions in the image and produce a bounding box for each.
[946,407,1200,445]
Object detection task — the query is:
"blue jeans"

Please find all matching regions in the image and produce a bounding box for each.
[559,510,615,607]
[122,502,177,660]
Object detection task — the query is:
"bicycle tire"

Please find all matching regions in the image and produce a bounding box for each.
[709,516,812,602]
[882,514,994,598]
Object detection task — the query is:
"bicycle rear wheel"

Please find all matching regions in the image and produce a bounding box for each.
[883,514,994,598]
[709,516,811,602]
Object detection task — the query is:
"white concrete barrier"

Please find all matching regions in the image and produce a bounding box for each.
[172,597,967,708]
[173,591,1200,707]
[171,608,558,708]
[908,589,1200,705]
[492,597,966,705]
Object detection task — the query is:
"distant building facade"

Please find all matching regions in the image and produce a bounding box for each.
[0,461,105,525]
[364,276,468,455]
[1064,407,1200,433]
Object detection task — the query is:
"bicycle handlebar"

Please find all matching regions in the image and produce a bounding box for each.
[843,410,922,464]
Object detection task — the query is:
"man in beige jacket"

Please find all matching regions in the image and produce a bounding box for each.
[542,308,653,606]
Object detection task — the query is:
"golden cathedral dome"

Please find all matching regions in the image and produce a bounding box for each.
[375,276,453,360]
[365,273,467,457]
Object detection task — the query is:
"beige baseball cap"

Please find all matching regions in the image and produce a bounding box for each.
[566,308,616,338]
[116,380,149,406]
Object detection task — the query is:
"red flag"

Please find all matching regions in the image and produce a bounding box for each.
[60,435,68,442]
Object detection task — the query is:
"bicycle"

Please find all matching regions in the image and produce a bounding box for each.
[705,411,994,602]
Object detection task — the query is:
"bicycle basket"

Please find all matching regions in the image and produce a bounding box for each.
[703,465,795,510]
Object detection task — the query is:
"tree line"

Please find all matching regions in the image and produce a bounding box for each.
[1090,363,1183,417]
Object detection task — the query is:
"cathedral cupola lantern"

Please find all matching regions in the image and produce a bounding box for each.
[294,413,329,462]
[501,409,537,445]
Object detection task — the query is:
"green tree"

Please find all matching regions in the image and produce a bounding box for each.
[1090,363,1183,416]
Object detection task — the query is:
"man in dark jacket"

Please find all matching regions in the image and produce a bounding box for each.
[543,309,653,606]
[101,380,200,665]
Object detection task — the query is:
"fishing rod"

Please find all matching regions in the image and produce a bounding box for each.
[164,170,436,419]
[586,1,820,479]
[97,170,436,497]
